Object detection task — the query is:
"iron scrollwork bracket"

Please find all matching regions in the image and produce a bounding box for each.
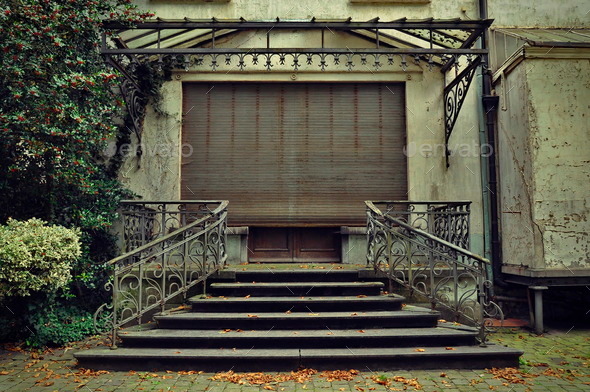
[443,56,482,167]
[106,56,147,156]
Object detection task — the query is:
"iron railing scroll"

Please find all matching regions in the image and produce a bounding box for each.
[95,200,228,348]
[365,201,501,344]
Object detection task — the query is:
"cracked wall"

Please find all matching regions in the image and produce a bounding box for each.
[497,58,590,275]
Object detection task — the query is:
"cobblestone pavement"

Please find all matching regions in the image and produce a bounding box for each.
[1,327,589,392]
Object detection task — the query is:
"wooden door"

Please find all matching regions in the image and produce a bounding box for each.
[248,227,340,262]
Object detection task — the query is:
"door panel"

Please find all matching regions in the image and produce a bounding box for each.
[294,227,340,262]
[248,227,340,262]
[248,227,292,262]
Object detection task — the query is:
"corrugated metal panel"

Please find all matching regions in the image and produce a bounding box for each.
[181,83,407,225]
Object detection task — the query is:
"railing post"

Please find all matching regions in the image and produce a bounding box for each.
[160,203,167,239]
[180,202,187,228]
[161,245,167,315]
[111,269,119,350]
[217,212,222,269]
[478,263,487,345]
[140,207,146,248]
[202,223,209,296]
[366,208,371,268]
[453,257,459,319]
[138,261,144,325]
[386,227,394,293]
[183,228,189,300]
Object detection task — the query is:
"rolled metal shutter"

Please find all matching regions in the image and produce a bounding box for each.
[181,82,407,225]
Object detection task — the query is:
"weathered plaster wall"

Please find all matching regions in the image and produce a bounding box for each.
[120,82,182,201]
[488,0,590,27]
[496,58,590,274]
[496,64,540,269]
[140,0,476,21]
[138,0,590,28]
[527,58,590,271]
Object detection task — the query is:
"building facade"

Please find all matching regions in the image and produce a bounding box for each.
[112,0,589,290]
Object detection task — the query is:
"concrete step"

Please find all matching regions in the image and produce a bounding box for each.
[209,281,384,297]
[119,326,478,348]
[154,309,439,330]
[75,344,523,371]
[233,269,361,282]
[190,294,405,312]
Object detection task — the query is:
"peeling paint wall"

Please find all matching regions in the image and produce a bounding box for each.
[496,57,590,274]
[488,0,589,27]
[496,63,541,269]
[527,58,590,271]
[138,0,478,21]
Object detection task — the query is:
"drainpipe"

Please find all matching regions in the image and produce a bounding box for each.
[478,0,508,287]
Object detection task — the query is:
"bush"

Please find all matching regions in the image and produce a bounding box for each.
[0,218,81,297]
[25,301,100,348]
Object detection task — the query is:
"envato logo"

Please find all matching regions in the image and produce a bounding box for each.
[103,142,194,158]
[403,141,493,158]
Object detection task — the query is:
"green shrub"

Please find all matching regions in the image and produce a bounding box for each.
[0,218,81,297]
[25,302,101,348]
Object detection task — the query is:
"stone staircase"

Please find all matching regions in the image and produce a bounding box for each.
[75,268,522,371]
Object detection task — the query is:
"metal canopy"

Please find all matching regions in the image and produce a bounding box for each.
[102,17,493,166]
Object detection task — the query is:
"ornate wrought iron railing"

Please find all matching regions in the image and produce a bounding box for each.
[370,200,471,250]
[95,200,228,348]
[366,201,501,343]
[120,200,225,252]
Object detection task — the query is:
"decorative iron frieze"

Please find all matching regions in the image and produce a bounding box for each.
[100,18,491,165]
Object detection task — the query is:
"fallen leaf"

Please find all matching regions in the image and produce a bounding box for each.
[357,330,365,333]
[438,319,447,323]
[244,295,251,299]
[263,386,275,391]
[44,381,54,387]
[414,348,426,352]
[285,310,292,314]
[350,313,358,316]
[247,314,258,318]
[440,372,447,377]
[356,295,367,298]
[445,347,456,351]
[0,371,10,375]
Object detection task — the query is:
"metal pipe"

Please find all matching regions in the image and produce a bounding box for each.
[478,0,508,287]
